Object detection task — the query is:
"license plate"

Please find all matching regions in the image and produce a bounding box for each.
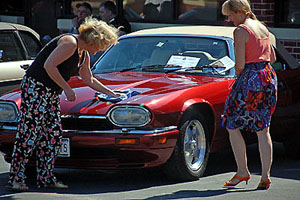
[58,138,70,157]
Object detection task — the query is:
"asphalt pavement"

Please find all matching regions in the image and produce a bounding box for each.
[0,142,299,200]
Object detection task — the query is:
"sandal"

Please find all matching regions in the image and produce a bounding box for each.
[257,179,271,190]
[5,182,28,192]
[224,175,250,187]
[44,181,68,189]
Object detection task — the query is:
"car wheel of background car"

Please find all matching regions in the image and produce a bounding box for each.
[164,111,210,181]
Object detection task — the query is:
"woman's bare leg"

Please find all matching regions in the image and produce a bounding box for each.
[256,127,273,181]
[227,128,250,184]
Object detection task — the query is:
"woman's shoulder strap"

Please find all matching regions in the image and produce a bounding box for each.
[238,24,252,34]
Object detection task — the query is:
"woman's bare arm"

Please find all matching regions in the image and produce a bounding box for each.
[44,35,77,101]
[233,27,248,75]
[79,52,121,97]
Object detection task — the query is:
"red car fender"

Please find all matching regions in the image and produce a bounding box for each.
[180,98,217,149]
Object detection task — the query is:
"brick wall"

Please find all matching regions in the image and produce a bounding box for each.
[251,0,300,62]
[251,0,275,27]
[279,40,300,61]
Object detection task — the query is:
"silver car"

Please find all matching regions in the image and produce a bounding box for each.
[0,22,41,90]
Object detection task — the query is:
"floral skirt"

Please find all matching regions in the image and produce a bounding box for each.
[222,62,277,132]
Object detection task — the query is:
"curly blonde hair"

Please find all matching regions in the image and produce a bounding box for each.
[78,16,119,49]
[222,0,257,20]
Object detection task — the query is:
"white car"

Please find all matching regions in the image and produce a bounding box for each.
[0,22,41,84]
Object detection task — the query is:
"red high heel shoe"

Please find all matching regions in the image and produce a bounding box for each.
[224,175,250,187]
[257,179,271,190]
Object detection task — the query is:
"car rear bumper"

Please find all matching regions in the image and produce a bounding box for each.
[0,126,179,169]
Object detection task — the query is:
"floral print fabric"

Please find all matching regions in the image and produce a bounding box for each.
[8,76,62,188]
[222,62,277,132]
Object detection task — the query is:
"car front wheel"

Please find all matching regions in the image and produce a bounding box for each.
[164,111,210,181]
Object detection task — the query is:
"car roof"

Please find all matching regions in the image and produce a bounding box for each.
[128,25,299,69]
[0,22,40,40]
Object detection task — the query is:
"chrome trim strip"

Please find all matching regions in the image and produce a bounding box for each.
[62,126,178,135]
[0,124,178,135]
[78,115,106,119]
[61,115,106,119]
[1,125,17,130]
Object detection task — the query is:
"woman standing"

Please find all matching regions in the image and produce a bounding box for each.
[221,0,277,190]
[7,17,124,191]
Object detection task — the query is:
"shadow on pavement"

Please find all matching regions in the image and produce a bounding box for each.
[127,188,257,200]
[205,142,300,181]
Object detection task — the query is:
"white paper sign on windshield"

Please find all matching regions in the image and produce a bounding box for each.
[210,56,235,73]
[166,55,200,68]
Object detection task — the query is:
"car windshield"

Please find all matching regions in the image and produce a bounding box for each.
[93,36,234,77]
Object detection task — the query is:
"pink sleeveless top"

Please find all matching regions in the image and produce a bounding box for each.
[239,24,271,64]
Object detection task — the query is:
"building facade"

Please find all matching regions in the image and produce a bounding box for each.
[0,0,299,62]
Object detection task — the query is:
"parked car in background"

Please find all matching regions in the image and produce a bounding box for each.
[0,22,41,94]
[0,26,299,181]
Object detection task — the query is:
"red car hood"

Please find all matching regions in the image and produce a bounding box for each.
[1,72,227,115]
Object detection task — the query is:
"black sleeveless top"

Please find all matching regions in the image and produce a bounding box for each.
[26,34,85,92]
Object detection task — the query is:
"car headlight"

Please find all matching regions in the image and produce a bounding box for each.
[107,105,151,127]
[0,101,19,122]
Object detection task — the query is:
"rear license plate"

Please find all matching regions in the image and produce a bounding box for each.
[58,138,70,157]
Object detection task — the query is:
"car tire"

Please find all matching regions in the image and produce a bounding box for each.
[164,110,210,181]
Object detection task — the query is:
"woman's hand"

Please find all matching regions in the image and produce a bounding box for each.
[64,88,76,101]
[111,92,127,98]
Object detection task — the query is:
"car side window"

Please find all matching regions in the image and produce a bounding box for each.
[0,32,23,62]
[19,31,41,58]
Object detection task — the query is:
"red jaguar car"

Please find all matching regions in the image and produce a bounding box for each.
[0,26,299,181]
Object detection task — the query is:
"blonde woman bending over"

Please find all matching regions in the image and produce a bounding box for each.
[221,0,277,190]
[7,17,125,191]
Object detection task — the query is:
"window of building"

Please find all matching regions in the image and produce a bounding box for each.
[177,0,225,25]
[124,0,174,22]
[275,0,300,27]
[70,0,116,17]
[124,0,225,25]
[0,0,24,15]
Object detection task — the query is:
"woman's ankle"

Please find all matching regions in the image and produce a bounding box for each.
[236,169,250,177]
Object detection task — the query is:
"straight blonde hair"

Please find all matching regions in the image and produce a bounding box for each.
[222,0,257,20]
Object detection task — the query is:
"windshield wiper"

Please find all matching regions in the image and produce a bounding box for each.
[120,67,140,72]
[165,64,225,74]
[120,65,168,72]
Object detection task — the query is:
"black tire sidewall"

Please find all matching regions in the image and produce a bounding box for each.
[165,110,210,181]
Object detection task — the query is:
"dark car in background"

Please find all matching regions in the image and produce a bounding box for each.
[0,26,299,181]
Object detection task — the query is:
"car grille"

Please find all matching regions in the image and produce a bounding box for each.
[61,116,114,131]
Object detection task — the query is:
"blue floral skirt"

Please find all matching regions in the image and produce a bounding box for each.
[222,62,277,132]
